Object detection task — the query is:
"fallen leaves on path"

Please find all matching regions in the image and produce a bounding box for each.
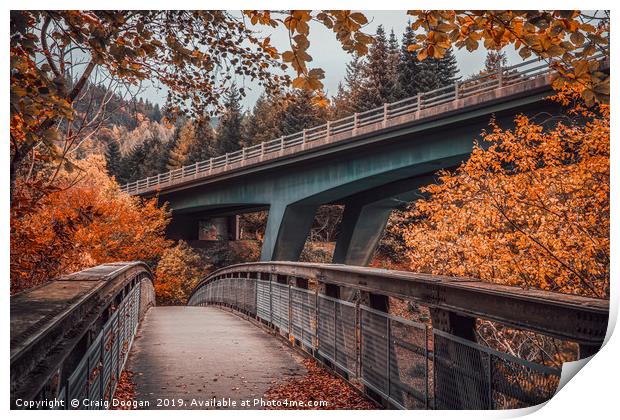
[112,370,136,410]
[264,358,377,410]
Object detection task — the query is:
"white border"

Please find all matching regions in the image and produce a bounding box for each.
[2,2,617,419]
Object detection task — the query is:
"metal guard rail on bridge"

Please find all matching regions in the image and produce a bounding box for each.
[121,53,606,196]
[10,262,155,409]
[188,262,608,410]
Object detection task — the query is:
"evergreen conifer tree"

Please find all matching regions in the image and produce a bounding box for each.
[484,50,508,73]
[357,25,398,110]
[242,93,285,146]
[436,48,459,86]
[280,90,327,135]
[188,119,218,163]
[215,84,244,154]
[105,139,122,181]
[167,119,196,169]
[397,24,421,98]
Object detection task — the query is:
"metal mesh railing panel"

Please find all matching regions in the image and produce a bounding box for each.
[290,287,316,349]
[334,300,357,376]
[490,351,560,409]
[256,279,271,322]
[433,331,491,409]
[271,282,290,333]
[433,330,561,410]
[317,296,336,362]
[389,319,429,409]
[360,307,389,397]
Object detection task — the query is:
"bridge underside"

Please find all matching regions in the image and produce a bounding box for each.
[160,95,559,266]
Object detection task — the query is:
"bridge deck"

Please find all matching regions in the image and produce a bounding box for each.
[127,306,305,409]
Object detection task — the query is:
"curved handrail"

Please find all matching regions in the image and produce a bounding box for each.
[11,262,155,407]
[188,261,608,345]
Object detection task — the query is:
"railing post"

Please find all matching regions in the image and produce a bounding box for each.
[242,147,246,162]
[497,61,503,87]
[383,103,388,127]
[224,153,229,168]
[353,113,359,135]
[454,81,460,99]
[302,129,307,149]
[416,93,422,117]
[325,121,330,142]
[260,142,265,157]
[208,158,213,173]
[280,136,284,152]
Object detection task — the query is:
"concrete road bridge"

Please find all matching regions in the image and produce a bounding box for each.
[11,262,608,410]
[120,56,606,265]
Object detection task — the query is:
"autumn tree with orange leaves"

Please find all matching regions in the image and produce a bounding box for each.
[10,156,171,293]
[155,241,210,305]
[400,87,609,298]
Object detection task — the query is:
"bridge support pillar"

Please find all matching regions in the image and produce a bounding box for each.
[333,200,394,267]
[332,199,397,303]
[430,308,490,409]
[261,203,318,261]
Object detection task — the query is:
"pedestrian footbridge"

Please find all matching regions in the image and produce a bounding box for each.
[10,261,608,410]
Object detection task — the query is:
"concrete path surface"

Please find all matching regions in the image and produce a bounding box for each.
[126,306,305,409]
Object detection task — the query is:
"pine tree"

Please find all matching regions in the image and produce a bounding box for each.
[397,24,421,98]
[436,48,459,86]
[388,29,404,100]
[122,141,148,183]
[357,25,398,110]
[280,90,327,135]
[215,84,244,154]
[105,139,122,181]
[397,24,460,96]
[188,118,218,163]
[331,56,366,117]
[242,93,285,146]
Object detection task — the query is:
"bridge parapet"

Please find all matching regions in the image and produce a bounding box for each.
[188,262,609,409]
[10,262,155,408]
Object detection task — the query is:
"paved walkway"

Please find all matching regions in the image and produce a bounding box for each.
[126,306,305,409]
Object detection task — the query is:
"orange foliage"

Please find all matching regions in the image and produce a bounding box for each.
[10,155,171,293]
[401,87,609,298]
[154,241,209,305]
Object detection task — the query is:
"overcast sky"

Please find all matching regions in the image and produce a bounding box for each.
[141,11,524,110]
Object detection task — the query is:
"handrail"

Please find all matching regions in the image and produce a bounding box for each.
[10,262,156,407]
[188,261,608,345]
[120,53,607,196]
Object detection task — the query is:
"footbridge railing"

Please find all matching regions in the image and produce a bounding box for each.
[10,262,155,409]
[121,53,607,196]
[188,262,609,410]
